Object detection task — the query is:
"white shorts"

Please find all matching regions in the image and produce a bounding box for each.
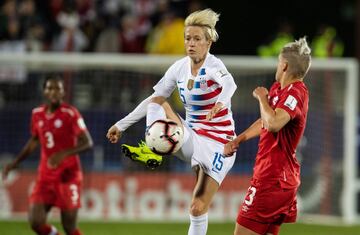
[178,120,236,185]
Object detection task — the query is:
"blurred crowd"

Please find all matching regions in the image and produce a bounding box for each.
[0,0,344,57]
[257,21,344,58]
[0,0,205,54]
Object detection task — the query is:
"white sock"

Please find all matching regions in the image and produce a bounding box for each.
[188,213,208,235]
[146,102,166,127]
[49,225,58,235]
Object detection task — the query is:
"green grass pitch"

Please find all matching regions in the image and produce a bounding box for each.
[0,221,359,235]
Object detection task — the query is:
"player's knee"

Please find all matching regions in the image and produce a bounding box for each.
[190,199,207,216]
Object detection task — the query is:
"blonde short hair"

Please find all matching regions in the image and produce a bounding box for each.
[185,8,220,42]
[281,37,312,78]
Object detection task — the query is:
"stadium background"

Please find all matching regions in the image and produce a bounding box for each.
[0,0,360,234]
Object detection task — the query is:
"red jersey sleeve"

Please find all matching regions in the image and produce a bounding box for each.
[276,87,304,120]
[70,107,88,136]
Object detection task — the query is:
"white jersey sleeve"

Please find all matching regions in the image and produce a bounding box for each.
[209,60,237,106]
[114,95,152,131]
[152,62,178,98]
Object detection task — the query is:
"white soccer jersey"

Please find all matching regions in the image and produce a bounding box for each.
[153,53,237,144]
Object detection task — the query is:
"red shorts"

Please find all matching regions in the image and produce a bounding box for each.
[30,179,82,210]
[236,180,297,235]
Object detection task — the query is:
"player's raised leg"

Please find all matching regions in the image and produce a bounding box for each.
[121,98,184,168]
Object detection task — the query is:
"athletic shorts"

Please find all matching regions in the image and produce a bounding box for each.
[236,180,297,234]
[179,120,236,185]
[30,179,82,210]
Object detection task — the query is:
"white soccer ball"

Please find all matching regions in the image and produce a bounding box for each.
[145,119,184,155]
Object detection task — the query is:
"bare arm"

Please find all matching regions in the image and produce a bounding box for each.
[48,130,93,168]
[2,136,39,180]
[224,118,262,156]
[253,87,291,132]
[106,95,166,144]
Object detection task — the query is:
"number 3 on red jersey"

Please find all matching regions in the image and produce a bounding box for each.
[244,186,257,206]
[44,131,54,148]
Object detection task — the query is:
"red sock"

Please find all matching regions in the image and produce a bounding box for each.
[71,229,82,235]
[34,224,59,235]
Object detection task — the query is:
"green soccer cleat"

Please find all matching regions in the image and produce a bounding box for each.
[121,141,163,169]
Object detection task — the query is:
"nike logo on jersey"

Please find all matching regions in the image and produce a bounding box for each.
[177,80,184,84]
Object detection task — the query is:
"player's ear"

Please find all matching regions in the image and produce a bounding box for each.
[282,62,288,72]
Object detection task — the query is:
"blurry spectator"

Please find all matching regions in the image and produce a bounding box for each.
[0,0,26,51]
[311,25,344,57]
[145,9,185,54]
[0,0,17,40]
[257,21,294,57]
[119,14,144,53]
[187,0,206,14]
[149,0,170,27]
[95,23,120,52]
[52,1,88,51]
[19,0,45,51]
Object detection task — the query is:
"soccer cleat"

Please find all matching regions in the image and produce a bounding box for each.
[121,141,163,169]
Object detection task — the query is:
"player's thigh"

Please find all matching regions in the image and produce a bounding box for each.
[61,208,79,229]
[192,136,235,185]
[57,181,82,209]
[192,167,219,207]
[28,203,51,225]
[234,222,261,235]
[162,101,182,127]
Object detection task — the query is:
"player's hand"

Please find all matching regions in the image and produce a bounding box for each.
[223,140,239,157]
[2,162,16,181]
[48,152,66,169]
[106,125,122,143]
[224,134,246,157]
[206,102,224,121]
[252,87,268,100]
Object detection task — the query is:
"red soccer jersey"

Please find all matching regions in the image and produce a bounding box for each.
[30,103,87,182]
[253,81,309,189]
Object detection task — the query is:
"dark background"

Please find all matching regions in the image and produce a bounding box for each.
[202,0,358,57]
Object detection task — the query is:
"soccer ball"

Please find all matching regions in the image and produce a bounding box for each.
[145,119,184,155]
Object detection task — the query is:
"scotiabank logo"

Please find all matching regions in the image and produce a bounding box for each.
[1,172,249,221]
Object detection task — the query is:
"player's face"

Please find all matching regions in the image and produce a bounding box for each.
[43,80,65,105]
[185,26,211,63]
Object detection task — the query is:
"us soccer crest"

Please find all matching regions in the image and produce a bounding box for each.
[199,77,207,91]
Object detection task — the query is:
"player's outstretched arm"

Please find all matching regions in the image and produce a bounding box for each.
[224,119,262,156]
[2,136,39,181]
[107,95,156,144]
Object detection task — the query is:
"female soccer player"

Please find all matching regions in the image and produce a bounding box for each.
[224,37,311,235]
[107,9,237,235]
[2,75,93,235]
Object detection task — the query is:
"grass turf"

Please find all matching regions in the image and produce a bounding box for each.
[0,221,359,235]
